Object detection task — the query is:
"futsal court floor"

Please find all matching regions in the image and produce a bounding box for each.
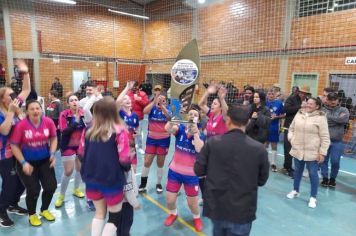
[1,118,356,236]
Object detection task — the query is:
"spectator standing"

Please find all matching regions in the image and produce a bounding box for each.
[50,77,63,98]
[194,105,269,236]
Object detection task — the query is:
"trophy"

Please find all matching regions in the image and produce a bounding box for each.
[170,39,200,124]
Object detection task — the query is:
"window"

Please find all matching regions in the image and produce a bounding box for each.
[297,0,356,17]
[292,73,319,96]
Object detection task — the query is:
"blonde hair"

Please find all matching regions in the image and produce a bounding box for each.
[86,97,123,142]
[0,87,9,112]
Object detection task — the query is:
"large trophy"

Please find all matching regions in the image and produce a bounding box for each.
[170,39,200,123]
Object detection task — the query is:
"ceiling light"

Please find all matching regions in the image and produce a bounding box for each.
[198,0,206,4]
[49,0,76,4]
[108,9,149,20]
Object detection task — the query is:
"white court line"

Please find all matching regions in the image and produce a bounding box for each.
[273,152,356,177]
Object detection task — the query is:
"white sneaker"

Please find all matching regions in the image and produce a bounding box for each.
[302,170,309,178]
[308,197,317,208]
[286,190,300,199]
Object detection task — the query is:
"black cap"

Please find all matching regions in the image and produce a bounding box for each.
[327,92,338,101]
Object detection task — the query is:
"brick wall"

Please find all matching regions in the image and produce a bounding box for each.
[290,8,356,49]
[287,53,356,96]
[144,13,193,60]
[147,58,280,91]
[39,59,115,100]
[35,6,144,59]
[10,8,32,52]
[197,0,285,55]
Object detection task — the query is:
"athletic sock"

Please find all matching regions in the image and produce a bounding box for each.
[91,218,105,236]
[157,168,163,184]
[141,166,150,178]
[60,174,71,195]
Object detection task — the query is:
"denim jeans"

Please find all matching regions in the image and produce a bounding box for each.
[293,159,319,198]
[212,220,252,236]
[321,141,344,179]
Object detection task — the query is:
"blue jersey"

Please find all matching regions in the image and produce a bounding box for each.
[265,99,284,130]
[119,110,139,135]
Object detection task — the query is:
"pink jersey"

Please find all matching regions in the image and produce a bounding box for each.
[206,111,227,138]
[10,116,57,161]
[169,124,205,176]
[147,105,172,140]
[59,109,86,156]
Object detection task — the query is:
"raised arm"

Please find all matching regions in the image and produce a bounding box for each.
[199,83,217,115]
[116,81,135,109]
[16,60,31,101]
[217,86,228,118]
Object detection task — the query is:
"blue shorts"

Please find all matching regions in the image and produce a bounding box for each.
[166,169,199,197]
[268,128,280,142]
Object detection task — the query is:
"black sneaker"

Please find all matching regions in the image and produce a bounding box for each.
[321,178,329,187]
[156,184,163,194]
[138,177,148,193]
[0,212,14,228]
[7,205,28,216]
[271,164,277,172]
[329,178,336,188]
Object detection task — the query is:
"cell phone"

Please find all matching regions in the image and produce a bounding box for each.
[10,92,17,100]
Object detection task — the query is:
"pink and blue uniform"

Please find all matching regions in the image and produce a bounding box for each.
[119,110,139,165]
[59,109,86,156]
[166,124,205,197]
[0,97,24,160]
[80,126,130,207]
[206,111,227,138]
[145,105,172,155]
[9,116,57,161]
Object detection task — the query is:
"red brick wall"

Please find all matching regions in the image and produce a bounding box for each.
[290,8,356,49]
[144,13,193,60]
[35,6,144,59]
[39,59,115,100]
[198,0,285,55]
[287,53,356,96]
[10,8,32,52]
[148,58,280,91]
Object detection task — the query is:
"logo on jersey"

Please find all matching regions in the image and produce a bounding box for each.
[25,130,33,139]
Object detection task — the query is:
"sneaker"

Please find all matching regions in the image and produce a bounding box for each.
[0,212,14,228]
[87,200,96,211]
[302,170,309,178]
[329,178,336,188]
[138,177,148,193]
[29,214,42,227]
[321,178,329,187]
[156,184,163,194]
[271,164,277,172]
[73,188,85,198]
[308,197,317,208]
[164,214,177,226]
[286,190,300,199]
[55,194,65,208]
[39,210,55,221]
[193,218,203,232]
[7,205,28,215]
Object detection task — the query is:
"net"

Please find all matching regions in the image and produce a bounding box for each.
[0,0,355,156]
